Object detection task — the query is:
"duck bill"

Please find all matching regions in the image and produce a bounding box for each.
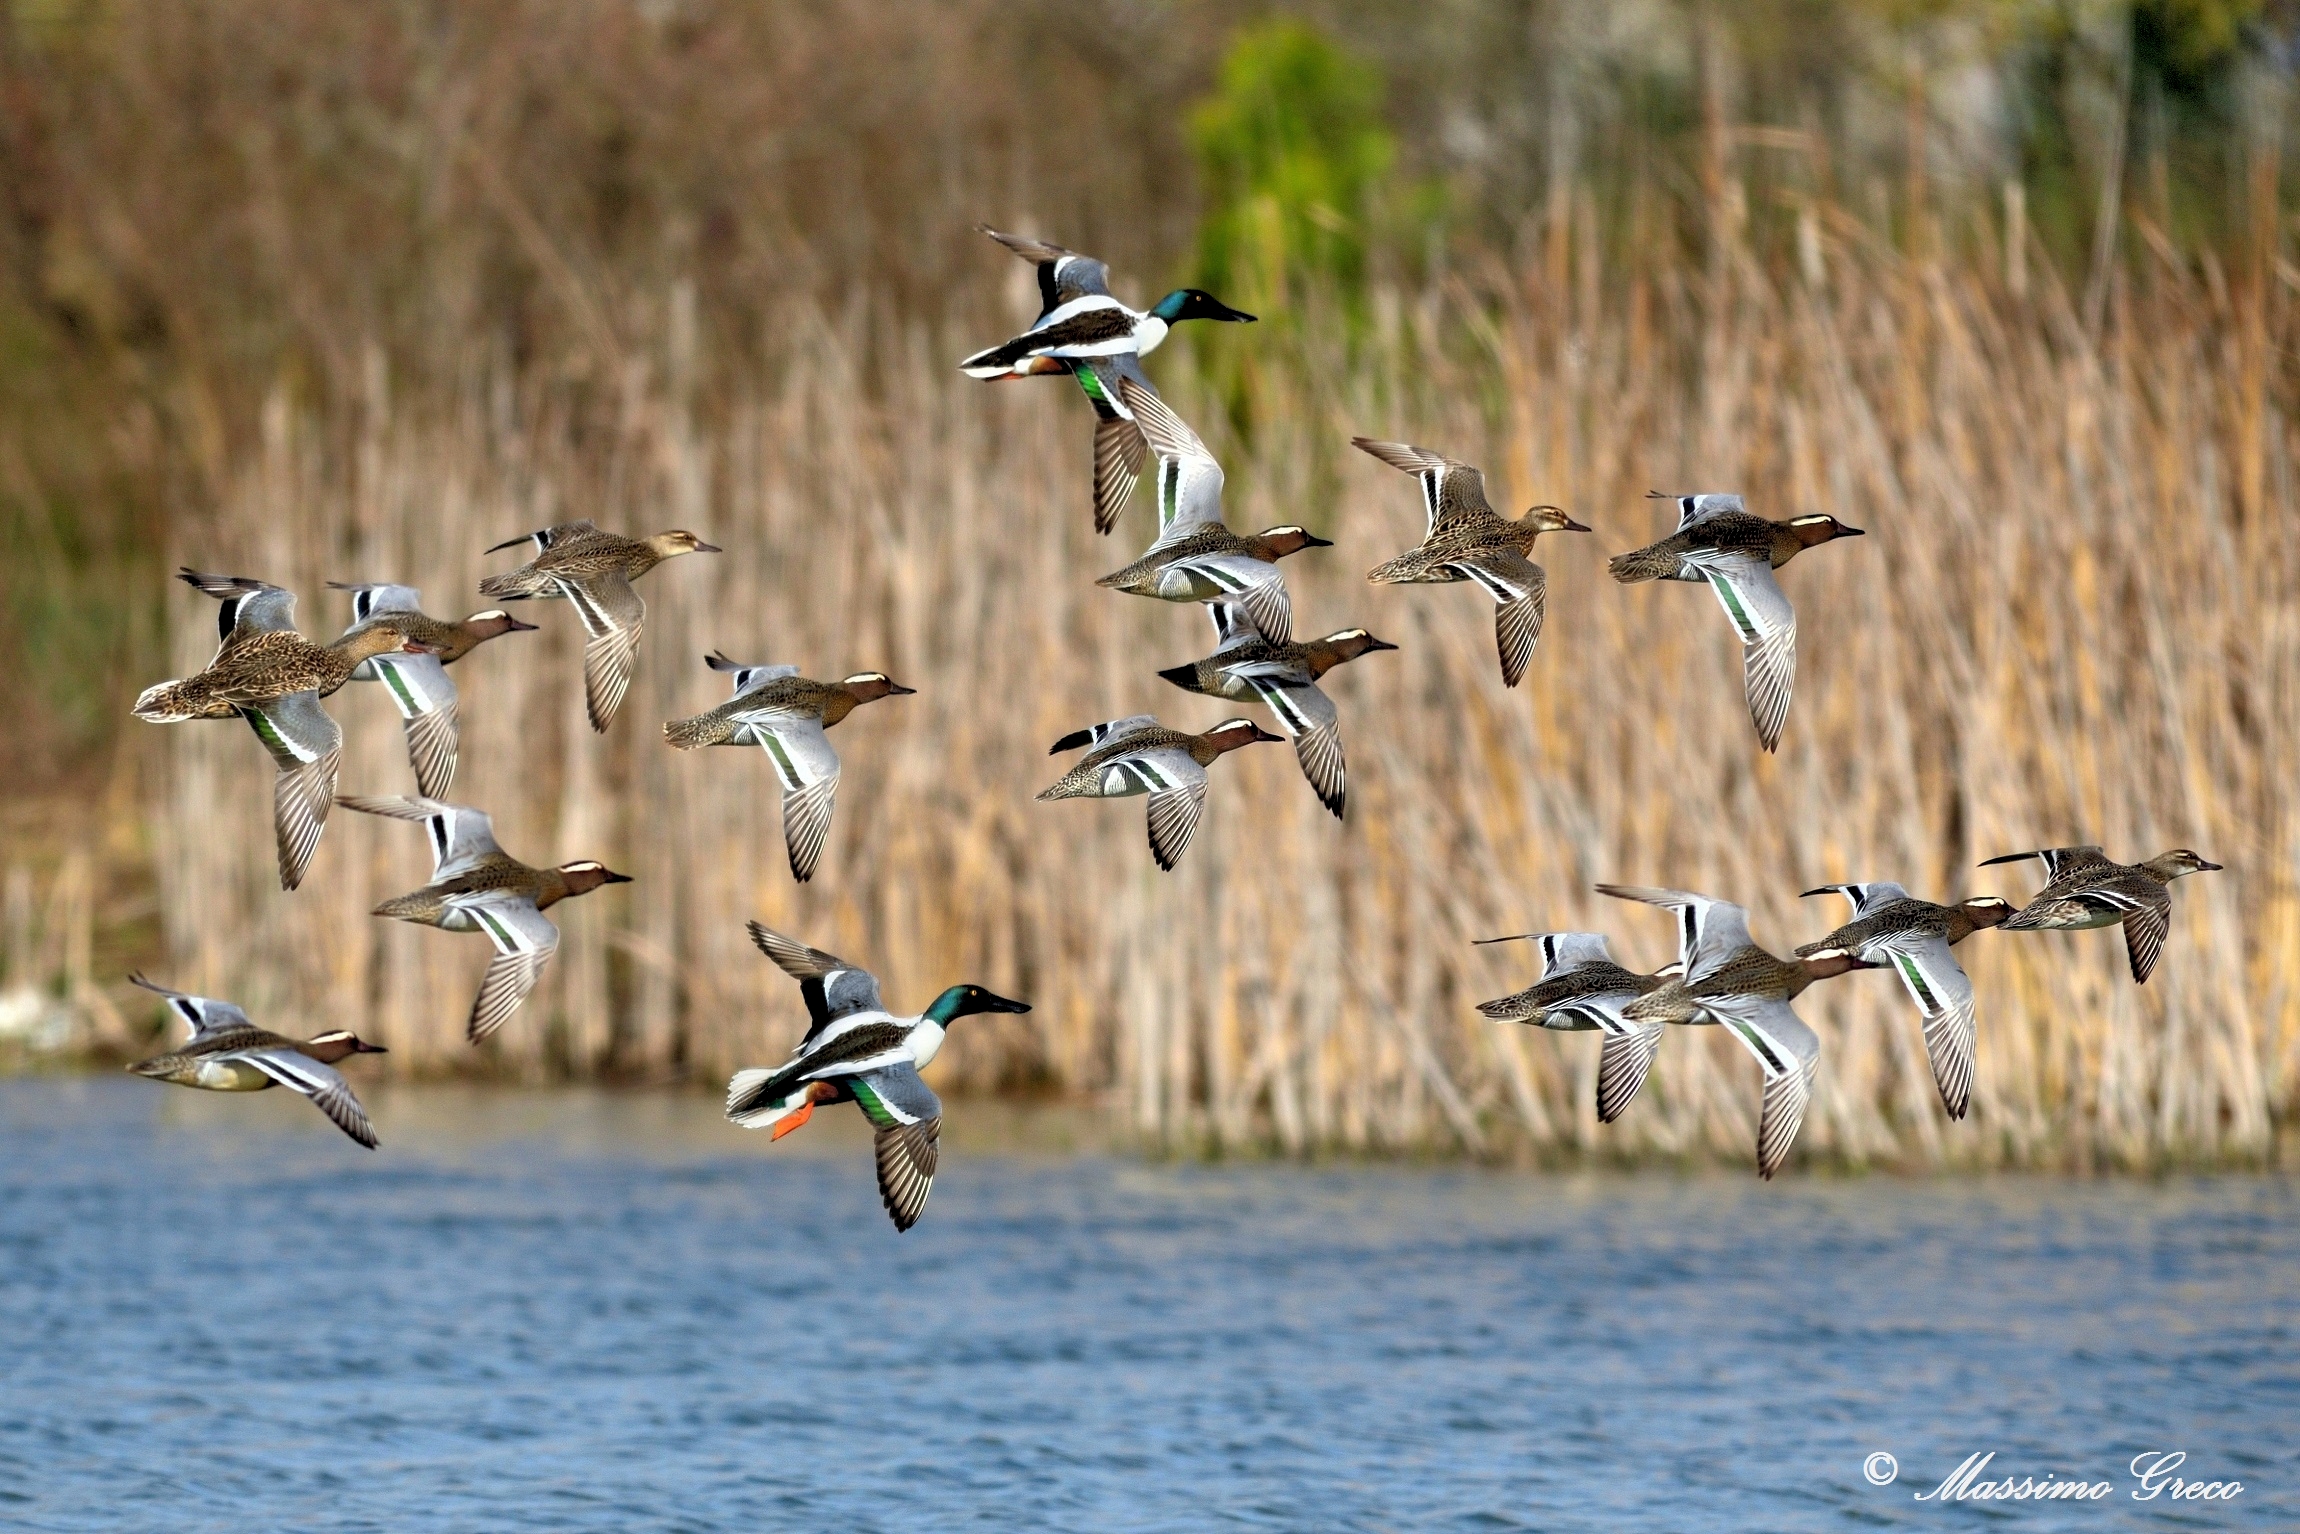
[1561,517,1592,533]
[979,991,1033,1015]
[1252,725,1286,744]
[2196,858,2223,872]
[1301,533,1336,548]
[503,616,541,632]
[601,869,635,884]
[1837,525,1867,537]
[354,1040,389,1054]
[885,682,918,696]
[1210,301,1257,323]
[692,540,724,554]
[1365,638,1400,652]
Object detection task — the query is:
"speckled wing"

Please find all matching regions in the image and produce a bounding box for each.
[1702,994,1820,1179]
[1870,929,1977,1120]
[486,519,600,557]
[559,569,645,732]
[2120,894,2174,985]
[457,893,560,1043]
[1445,549,1546,689]
[242,690,342,891]
[1120,378,1226,540]
[1684,550,1797,752]
[1350,439,1494,538]
[128,973,252,1042]
[745,922,886,1039]
[743,713,841,883]
[338,795,505,881]
[242,1048,378,1148]
[1595,886,1755,985]
[854,1062,943,1233]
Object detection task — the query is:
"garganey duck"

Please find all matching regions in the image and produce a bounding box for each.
[124,973,385,1148]
[132,569,441,890]
[1607,494,1864,751]
[1599,884,1873,1178]
[1352,438,1590,689]
[1978,845,2220,985]
[663,653,915,883]
[1474,932,1684,1123]
[1157,612,1396,818]
[959,241,1253,385]
[478,522,720,732]
[726,922,1030,1232]
[341,795,630,1042]
[973,227,1171,535]
[1037,714,1282,871]
[327,581,536,798]
[1797,883,2016,1120]
[1097,378,1330,642]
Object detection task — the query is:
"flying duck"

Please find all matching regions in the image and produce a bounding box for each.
[1037,714,1282,870]
[341,795,630,1041]
[124,973,386,1147]
[959,253,1253,383]
[327,581,537,798]
[1600,884,1873,1178]
[1798,883,2015,1120]
[1158,613,1396,818]
[1474,932,1683,1123]
[1979,845,2220,984]
[1097,379,1330,642]
[1352,438,1590,689]
[1607,494,1864,751]
[132,569,441,889]
[478,522,720,732]
[663,653,915,882]
[726,922,1030,1231]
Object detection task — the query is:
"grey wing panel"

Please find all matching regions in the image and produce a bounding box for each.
[745,923,886,1028]
[1874,930,1976,1119]
[1595,886,1754,981]
[242,1050,377,1148]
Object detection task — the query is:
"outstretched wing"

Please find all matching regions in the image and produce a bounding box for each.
[750,714,842,883]
[1140,755,1212,872]
[559,570,645,732]
[1871,929,1978,1120]
[746,922,885,1036]
[1445,549,1547,689]
[180,569,298,658]
[329,581,424,626]
[484,519,600,556]
[1351,439,1494,538]
[128,973,252,1041]
[364,653,461,798]
[706,651,800,697]
[2122,895,2173,985]
[853,1062,944,1233]
[1595,885,1755,984]
[1805,881,1912,917]
[1595,1022,1668,1125]
[1048,715,1159,755]
[242,691,342,891]
[1979,845,2113,882]
[1239,673,1345,819]
[338,795,504,882]
[1650,491,1746,531]
[1119,378,1227,540]
[1704,994,1820,1179]
[458,894,560,1042]
[1686,550,1797,753]
[1169,554,1291,643]
[241,1049,378,1149]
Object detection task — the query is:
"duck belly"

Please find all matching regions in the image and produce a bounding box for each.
[192,1059,275,1092]
[1150,567,1229,603]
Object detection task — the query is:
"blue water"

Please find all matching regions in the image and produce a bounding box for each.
[0,1079,2293,1531]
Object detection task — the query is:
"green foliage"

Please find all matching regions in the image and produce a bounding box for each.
[1188,21,1397,310]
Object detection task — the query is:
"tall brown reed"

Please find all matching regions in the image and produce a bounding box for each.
[143,194,2297,1168]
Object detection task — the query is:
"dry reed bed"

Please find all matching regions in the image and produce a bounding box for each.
[149,242,2295,1167]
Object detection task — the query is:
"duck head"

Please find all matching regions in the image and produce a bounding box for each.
[340,620,442,662]
[1203,717,1285,754]
[924,983,1034,1025]
[647,530,723,558]
[1307,628,1400,676]
[839,672,918,704]
[463,609,540,640]
[1150,288,1258,326]
[300,1029,387,1064]
[2140,849,2222,882]
[556,859,635,897]
[1793,946,1875,980]
[1525,505,1593,533]
[1254,525,1335,560]
[1786,513,1865,548]
[1956,895,2018,930]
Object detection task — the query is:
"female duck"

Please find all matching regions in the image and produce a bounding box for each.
[1979,845,2219,984]
[1474,932,1682,1123]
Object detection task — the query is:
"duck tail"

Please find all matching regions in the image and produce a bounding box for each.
[132,678,210,722]
[475,568,544,601]
[371,891,434,922]
[661,713,724,750]
[1607,547,1665,584]
[1156,664,1205,693]
[725,1067,807,1129]
[958,335,1033,378]
[1035,770,1093,802]
[1364,552,1421,585]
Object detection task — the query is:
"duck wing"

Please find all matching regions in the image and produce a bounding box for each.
[1654,492,1746,532]
[459,894,560,1042]
[1444,549,1546,688]
[483,519,600,557]
[241,1048,377,1149]
[745,923,887,1038]
[1594,1019,1668,1125]
[362,652,460,798]
[1233,670,1345,819]
[1870,929,1978,1119]
[1702,994,1820,1179]
[329,581,424,625]
[1350,439,1494,539]
[853,1062,944,1233]
[561,569,645,732]
[1048,714,1160,754]
[1805,881,1912,918]
[747,713,842,883]
[705,652,800,698]
[180,570,299,660]
[243,691,342,891]
[127,973,253,1042]
[1595,886,1755,985]
[1141,757,1212,872]
[339,794,504,880]
[1684,550,1797,752]
[2120,889,2174,985]
[1118,378,1226,540]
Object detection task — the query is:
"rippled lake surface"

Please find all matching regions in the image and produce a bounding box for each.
[2,1079,2295,1531]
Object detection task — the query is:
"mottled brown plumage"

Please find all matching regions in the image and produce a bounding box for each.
[662,671,913,750]
[1606,505,1863,584]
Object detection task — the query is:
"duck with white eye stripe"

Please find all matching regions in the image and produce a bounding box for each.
[339,795,631,1043]
[662,652,915,883]
[1598,885,1875,1179]
[1351,438,1591,689]
[124,974,387,1148]
[1607,492,1864,752]
[327,581,537,798]
[1157,608,1397,819]
[1472,932,1684,1124]
[1094,377,1330,643]
[1978,844,2220,986]
[1036,714,1282,871]
[1796,883,2015,1121]
[726,922,1031,1233]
